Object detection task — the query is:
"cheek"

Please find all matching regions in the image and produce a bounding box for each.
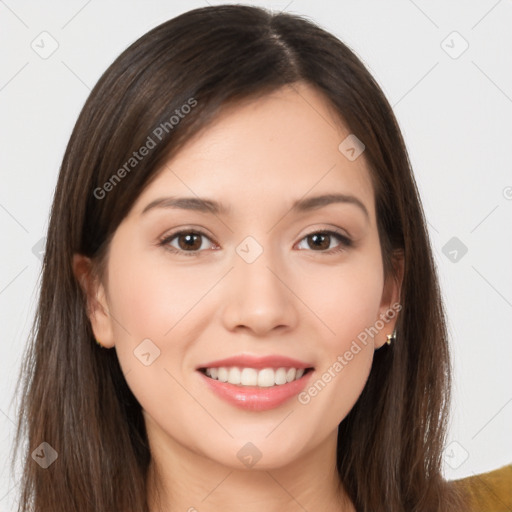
[295,249,384,415]
[303,254,385,351]
[105,244,224,397]
[107,249,212,340]
[334,269,383,346]
[105,249,215,416]
[297,276,380,431]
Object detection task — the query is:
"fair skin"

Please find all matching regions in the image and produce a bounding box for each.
[74,82,402,512]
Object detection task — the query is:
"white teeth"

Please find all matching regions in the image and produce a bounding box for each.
[275,367,287,385]
[258,368,275,387]
[286,368,296,382]
[228,367,241,385]
[203,366,309,387]
[241,368,258,386]
[217,367,228,382]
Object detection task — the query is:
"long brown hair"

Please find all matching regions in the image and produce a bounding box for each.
[11,5,467,511]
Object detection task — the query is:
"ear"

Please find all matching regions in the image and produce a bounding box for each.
[374,250,404,350]
[72,254,115,349]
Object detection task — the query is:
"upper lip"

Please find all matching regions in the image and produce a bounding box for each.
[197,354,314,370]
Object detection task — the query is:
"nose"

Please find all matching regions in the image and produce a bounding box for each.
[220,244,299,337]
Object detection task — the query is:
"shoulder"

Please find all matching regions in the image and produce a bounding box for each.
[448,463,512,511]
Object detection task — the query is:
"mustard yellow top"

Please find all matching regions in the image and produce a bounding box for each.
[450,463,512,511]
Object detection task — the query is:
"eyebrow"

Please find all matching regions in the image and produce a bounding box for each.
[141,193,369,219]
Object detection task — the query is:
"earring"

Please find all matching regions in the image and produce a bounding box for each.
[94,338,103,348]
[386,329,397,345]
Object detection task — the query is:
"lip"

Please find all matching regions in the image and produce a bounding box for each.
[196,354,314,370]
[198,368,314,411]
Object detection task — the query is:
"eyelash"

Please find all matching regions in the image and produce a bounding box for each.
[158,228,353,257]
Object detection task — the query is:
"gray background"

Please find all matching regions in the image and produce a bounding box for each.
[1,0,511,508]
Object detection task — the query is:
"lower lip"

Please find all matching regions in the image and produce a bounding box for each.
[198,370,314,411]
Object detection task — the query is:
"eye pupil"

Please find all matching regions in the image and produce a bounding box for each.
[309,233,329,250]
[178,233,201,250]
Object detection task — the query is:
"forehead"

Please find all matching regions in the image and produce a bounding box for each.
[130,82,375,221]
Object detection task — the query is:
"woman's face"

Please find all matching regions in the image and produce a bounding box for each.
[79,82,401,470]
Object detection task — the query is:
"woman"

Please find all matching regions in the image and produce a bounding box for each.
[10,4,508,511]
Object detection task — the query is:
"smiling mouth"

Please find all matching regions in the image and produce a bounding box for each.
[198,366,314,387]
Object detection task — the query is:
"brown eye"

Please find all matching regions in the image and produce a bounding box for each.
[307,232,331,250]
[297,230,352,254]
[176,232,202,251]
[159,230,216,256]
